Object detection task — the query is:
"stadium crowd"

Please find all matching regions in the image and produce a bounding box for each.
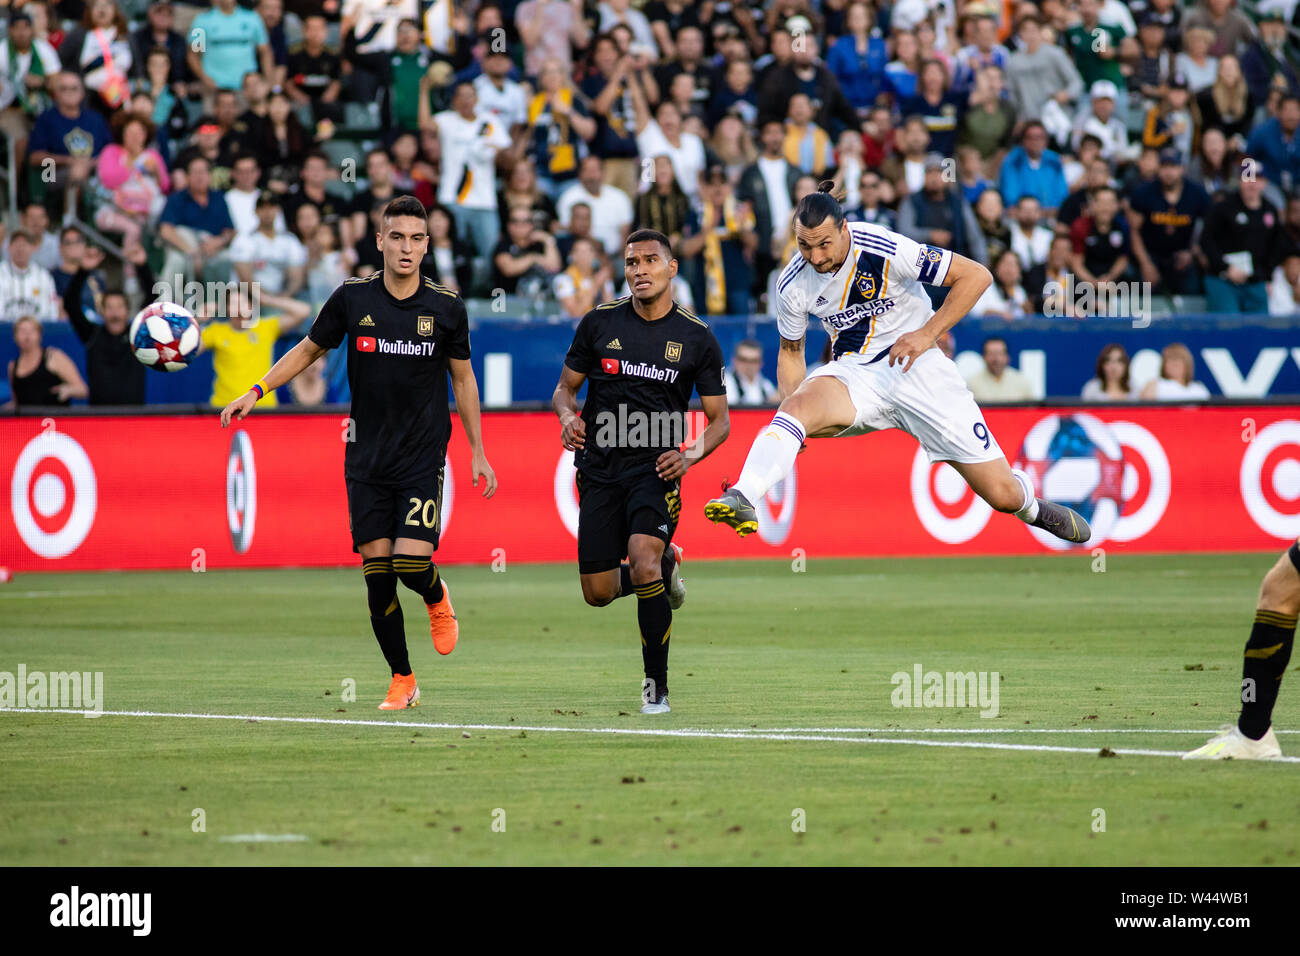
[1,0,1298,408]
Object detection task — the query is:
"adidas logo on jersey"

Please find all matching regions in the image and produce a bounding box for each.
[816,296,827,306]
[606,338,622,349]
[360,315,375,327]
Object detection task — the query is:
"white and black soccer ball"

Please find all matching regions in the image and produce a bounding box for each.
[129,301,200,372]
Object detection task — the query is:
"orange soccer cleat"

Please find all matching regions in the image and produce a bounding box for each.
[378,673,419,710]
[427,582,459,655]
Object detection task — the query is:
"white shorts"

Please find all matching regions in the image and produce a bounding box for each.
[805,347,1004,464]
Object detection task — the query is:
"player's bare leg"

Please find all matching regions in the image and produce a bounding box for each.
[946,458,1091,544]
[705,377,855,535]
[1186,548,1299,759]
[580,544,684,609]
[358,538,419,710]
[390,536,458,656]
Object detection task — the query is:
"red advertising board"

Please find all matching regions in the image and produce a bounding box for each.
[2,406,1299,572]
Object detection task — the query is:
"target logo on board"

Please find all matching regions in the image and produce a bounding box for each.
[754,470,797,546]
[1240,420,1300,539]
[10,428,98,559]
[909,453,993,544]
[226,430,258,553]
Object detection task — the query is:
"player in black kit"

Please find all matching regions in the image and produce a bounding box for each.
[553,229,731,714]
[220,196,498,710]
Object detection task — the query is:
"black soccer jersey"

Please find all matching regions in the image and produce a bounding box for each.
[564,296,726,482]
[308,271,470,484]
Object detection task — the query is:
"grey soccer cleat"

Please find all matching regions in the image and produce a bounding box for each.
[1031,498,1091,544]
[640,693,671,715]
[704,487,758,537]
[666,543,686,610]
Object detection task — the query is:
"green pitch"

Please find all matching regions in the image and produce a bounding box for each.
[1,552,1296,866]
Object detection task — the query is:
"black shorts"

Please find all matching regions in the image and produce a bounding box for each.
[576,468,681,574]
[346,469,445,553]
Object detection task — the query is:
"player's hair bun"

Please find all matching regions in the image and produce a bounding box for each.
[817,179,836,194]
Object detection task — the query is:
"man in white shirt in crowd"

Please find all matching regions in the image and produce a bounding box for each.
[231,194,306,297]
[1,203,61,272]
[429,80,512,288]
[0,12,61,172]
[1009,195,1054,271]
[965,336,1037,403]
[557,155,633,265]
[724,338,778,406]
[224,152,285,237]
[473,47,528,141]
[0,230,61,322]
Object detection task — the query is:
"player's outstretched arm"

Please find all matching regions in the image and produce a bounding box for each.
[448,356,498,499]
[776,334,806,401]
[553,365,588,451]
[660,393,729,480]
[888,253,992,373]
[219,336,328,427]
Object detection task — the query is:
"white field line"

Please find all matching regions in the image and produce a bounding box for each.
[3,707,1300,762]
[217,834,309,843]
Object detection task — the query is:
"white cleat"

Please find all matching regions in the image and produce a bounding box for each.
[640,692,671,715]
[667,543,686,610]
[1183,725,1282,760]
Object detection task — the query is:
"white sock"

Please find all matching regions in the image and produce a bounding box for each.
[732,412,806,504]
[1011,468,1040,523]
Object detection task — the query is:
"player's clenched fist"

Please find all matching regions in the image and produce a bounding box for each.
[220,390,259,427]
[560,414,586,451]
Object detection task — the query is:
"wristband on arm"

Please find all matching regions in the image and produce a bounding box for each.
[250,382,267,400]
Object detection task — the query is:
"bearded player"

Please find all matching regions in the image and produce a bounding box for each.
[220,195,497,710]
[1184,543,1300,759]
[554,229,730,714]
[705,182,1090,545]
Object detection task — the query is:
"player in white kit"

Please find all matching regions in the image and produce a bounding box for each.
[704,182,1091,545]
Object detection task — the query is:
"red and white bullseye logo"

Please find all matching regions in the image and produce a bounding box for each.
[754,469,798,545]
[1240,420,1300,539]
[10,429,97,558]
[910,454,992,544]
[555,450,580,539]
[226,430,258,553]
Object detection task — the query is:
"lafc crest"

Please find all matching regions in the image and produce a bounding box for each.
[418,315,434,336]
[665,341,682,362]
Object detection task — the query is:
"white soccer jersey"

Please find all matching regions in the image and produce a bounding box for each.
[775,221,952,360]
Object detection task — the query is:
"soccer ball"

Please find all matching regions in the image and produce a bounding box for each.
[129,301,200,372]
[1013,413,1126,549]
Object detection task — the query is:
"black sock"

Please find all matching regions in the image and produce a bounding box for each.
[618,564,635,597]
[660,546,677,584]
[1238,609,1296,740]
[634,579,671,699]
[363,557,410,676]
[392,553,445,604]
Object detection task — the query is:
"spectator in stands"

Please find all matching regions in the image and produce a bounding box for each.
[5,316,87,408]
[758,32,857,137]
[883,114,931,196]
[1176,25,1218,95]
[711,113,758,184]
[198,286,310,408]
[1141,75,1194,161]
[554,235,615,319]
[420,205,473,295]
[972,248,1029,319]
[28,72,112,217]
[493,207,562,299]
[498,158,557,234]
[140,46,187,159]
[474,47,529,145]
[0,230,60,322]
[189,0,272,98]
[257,0,289,89]
[1081,343,1133,400]
[645,0,701,60]
[557,155,634,266]
[653,25,710,116]
[1139,342,1210,400]
[1069,185,1132,291]
[1026,235,1076,315]
[884,29,922,101]
[285,13,342,125]
[283,149,349,232]
[1246,94,1300,197]
[973,188,1010,262]
[953,12,1010,95]
[860,104,896,169]
[826,1,887,113]
[130,1,189,90]
[1132,12,1175,108]
[94,113,170,263]
[1127,147,1210,295]
[61,243,153,405]
[1181,0,1256,59]
[782,93,834,177]
[998,121,1068,215]
[0,12,60,174]
[157,154,235,285]
[599,0,658,59]
[958,64,1016,165]
[897,153,987,266]
[633,154,690,252]
[900,58,964,158]
[631,87,706,202]
[515,0,591,81]
[225,152,271,236]
[389,130,438,209]
[1074,80,1137,163]
[351,200,387,273]
[680,163,756,316]
[1201,165,1293,314]
[1005,13,1082,124]
[228,72,270,155]
[1065,0,1126,96]
[1196,55,1253,145]
[827,129,866,210]
[965,335,1036,403]
[1010,195,1053,271]
[304,221,348,309]
[1057,156,1110,230]
[555,200,596,264]
[724,338,777,405]
[845,170,896,230]
[337,0,410,112]
[709,59,758,130]
[2,203,60,272]
[257,88,310,196]
[61,0,133,120]
[172,111,236,191]
[1132,0,1183,51]
[51,227,103,320]
[232,194,306,297]
[1121,146,1161,204]
[388,18,434,136]
[1241,10,1299,105]
[520,59,595,200]
[755,26,794,87]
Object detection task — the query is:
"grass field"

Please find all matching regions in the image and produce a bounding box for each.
[1,552,1297,866]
